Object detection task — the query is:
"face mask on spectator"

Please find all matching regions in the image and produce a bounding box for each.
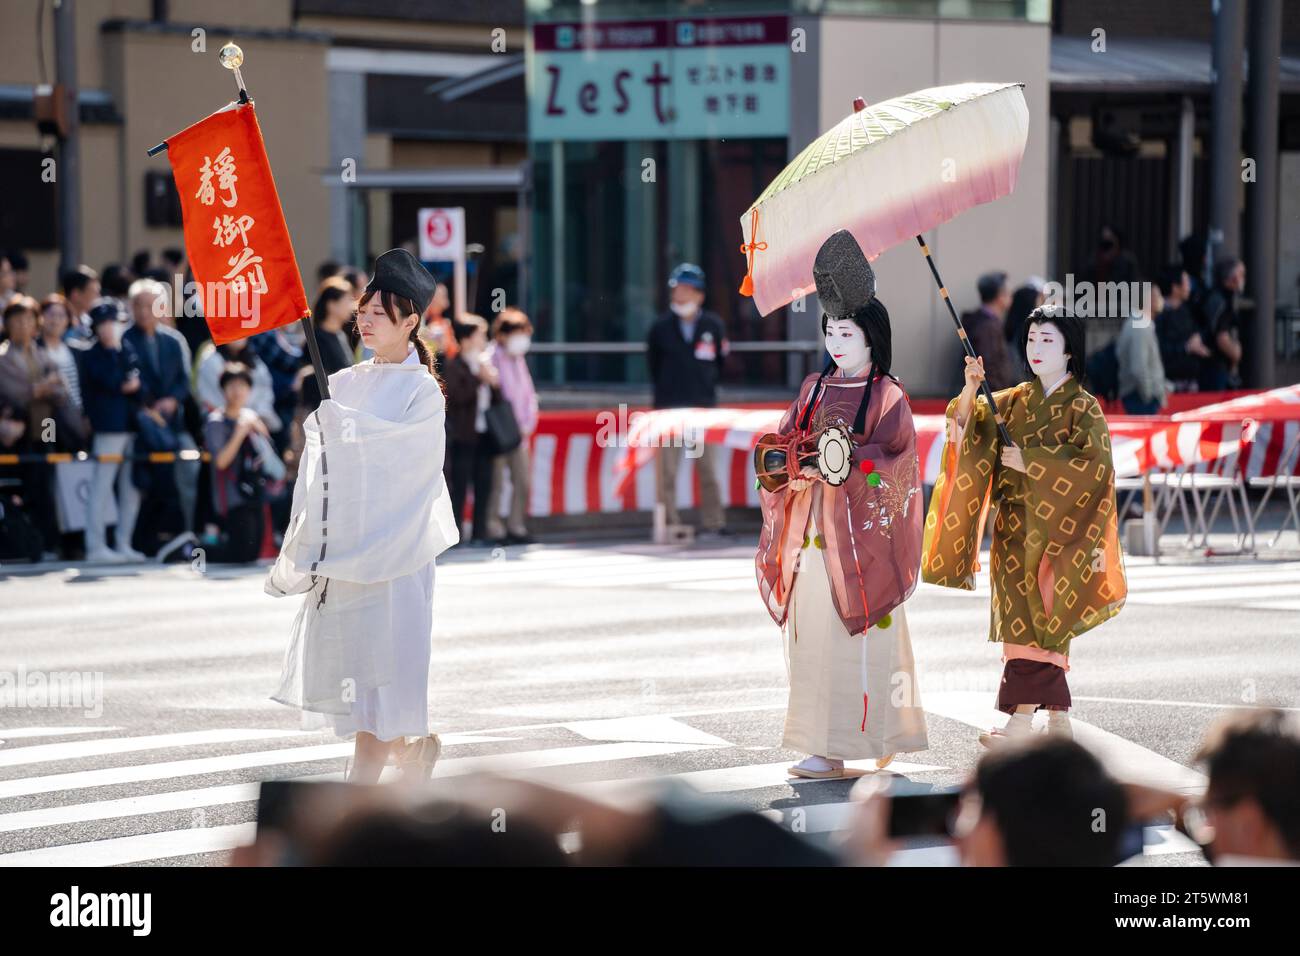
[670,301,699,319]
[506,333,531,357]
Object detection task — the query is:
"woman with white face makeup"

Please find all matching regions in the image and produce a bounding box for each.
[923,303,1128,747]
[755,230,928,779]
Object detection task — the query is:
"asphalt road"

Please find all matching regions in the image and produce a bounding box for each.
[2,533,1298,866]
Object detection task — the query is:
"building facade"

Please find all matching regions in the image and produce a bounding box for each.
[0,0,526,312]
[526,0,1053,396]
[4,0,1293,393]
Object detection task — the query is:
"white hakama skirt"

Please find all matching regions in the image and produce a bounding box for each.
[274,560,436,743]
[781,520,928,760]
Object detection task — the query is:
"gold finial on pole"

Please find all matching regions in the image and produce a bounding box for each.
[219,42,247,100]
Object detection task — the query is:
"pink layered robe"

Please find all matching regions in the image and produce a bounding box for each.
[756,369,923,635]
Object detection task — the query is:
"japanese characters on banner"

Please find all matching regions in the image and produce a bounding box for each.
[163,102,310,344]
[530,14,790,140]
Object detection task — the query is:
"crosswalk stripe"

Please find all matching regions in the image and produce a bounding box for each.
[760,800,856,834]
[1125,582,1300,605]
[585,759,949,796]
[0,728,317,769]
[436,741,719,776]
[0,727,123,741]
[917,563,1300,610]
[0,711,1214,867]
[440,553,692,579]
[545,564,752,588]
[0,735,518,827]
[560,715,733,747]
[1110,568,1300,589]
[0,742,353,800]
[0,822,257,867]
[4,595,297,626]
[1114,560,1300,577]
[432,550,1300,605]
[1073,695,1300,712]
[922,691,1205,795]
[12,553,1294,624]
[444,559,750,589]
[0,741,727,865]
[669,578,756,591]
[0,739,720,804]
[0,782,262,834]
[0,740,717,836]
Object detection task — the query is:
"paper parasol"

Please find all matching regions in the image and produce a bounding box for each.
[738,81,1029,316]
[739,81,1029,444]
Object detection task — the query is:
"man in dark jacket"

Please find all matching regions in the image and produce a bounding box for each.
[645,263,728,537]
[960,271,1015,392]
[82,301,144,562]
[121,279,201,547]
[1154,264,1211,392]
[1197,258,1246,391]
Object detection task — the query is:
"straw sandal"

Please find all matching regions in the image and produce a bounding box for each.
[395,733,443,782]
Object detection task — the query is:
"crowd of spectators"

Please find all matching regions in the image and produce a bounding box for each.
[0,250,537,563]
[959,229,1249,415]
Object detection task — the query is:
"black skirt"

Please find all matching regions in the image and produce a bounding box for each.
[995,658,1071,714]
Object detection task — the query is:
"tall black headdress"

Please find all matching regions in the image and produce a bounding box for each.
[813,228,877,317]
[800,229,883,435]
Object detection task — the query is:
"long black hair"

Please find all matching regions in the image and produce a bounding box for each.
[1017,303,1086,381]
[804,297,898,435]
[820,296,894,380]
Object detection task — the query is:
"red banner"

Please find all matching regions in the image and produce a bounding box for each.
[164,102,309,345]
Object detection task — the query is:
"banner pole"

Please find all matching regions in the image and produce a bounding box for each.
[299,314,331,403]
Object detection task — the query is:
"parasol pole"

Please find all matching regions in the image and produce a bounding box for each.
[845,95,1012,446]
[148,42,331,402]
[914,234,1014,446]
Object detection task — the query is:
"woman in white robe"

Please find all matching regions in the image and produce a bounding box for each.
[265,249,458,783]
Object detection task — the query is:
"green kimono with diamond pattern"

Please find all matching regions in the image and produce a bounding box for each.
[921,375,1127,656]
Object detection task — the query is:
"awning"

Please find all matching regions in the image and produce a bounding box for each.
[322,165,528,191]
[1051,35,1300,94]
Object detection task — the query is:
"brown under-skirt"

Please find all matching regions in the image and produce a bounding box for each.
[995,659,1072,715]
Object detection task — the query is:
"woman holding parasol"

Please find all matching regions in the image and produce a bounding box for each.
[922,304,1127,746]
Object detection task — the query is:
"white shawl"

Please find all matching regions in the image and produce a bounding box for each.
[264,350,459,716]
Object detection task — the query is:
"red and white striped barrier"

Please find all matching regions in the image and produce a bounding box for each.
[515,389,1300,518]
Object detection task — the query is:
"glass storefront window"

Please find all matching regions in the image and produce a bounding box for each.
[530,135,790,387]
[526,1,800,387]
